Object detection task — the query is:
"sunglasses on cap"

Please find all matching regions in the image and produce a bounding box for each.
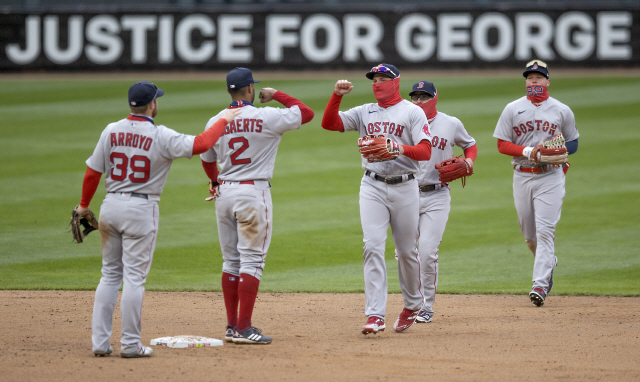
[526,60,548,68]
[370,65,398,78]
[411,94,433,101]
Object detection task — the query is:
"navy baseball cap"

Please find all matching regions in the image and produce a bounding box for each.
[128,81,164,107]
[226,67,260,89]
[366,63,400,80]
[523,59,549,79]
[409,81,436,97]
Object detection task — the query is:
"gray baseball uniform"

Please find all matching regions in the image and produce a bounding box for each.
[200,101,303,280]
[493,96,579,293]
[417,112,475,316]
[87,114,195,354]
[340,99,431,319]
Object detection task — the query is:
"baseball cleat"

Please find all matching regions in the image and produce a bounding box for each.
[225,325,237,343]
[120,346,153,358]
[93,345,113,357]
[362,316,385,335]
[232,327,272,344]
[415,310,433,323]
[529,287,547,307]
[393,306,422,332]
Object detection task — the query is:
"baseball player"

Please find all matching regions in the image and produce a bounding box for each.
[410,81,477,323]
[493,60,579,306]
[321,63,432,335]
[78,81,241,358]
[201,67,314,344]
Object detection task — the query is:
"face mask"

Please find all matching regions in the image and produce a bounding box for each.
[372,78,402,108]
[526,84,549,104]
[415,92,438,121]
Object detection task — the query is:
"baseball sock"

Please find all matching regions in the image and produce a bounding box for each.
[221,272,239,328]
[237,274,260,332]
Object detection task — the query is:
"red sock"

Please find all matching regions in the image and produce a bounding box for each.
[221,272,239,327]
[237,274,260,332]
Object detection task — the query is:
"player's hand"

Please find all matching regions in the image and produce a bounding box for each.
[259,88,277,103]
[205,181,220,201]
[75,205,89,215]
[221,108,242,122]
[334,80,353,96]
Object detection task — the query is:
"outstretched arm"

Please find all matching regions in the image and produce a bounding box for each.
[192,108,242,155]
[270,90,315,124]
[321,80,353,132]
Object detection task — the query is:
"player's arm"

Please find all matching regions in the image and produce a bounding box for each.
[260,89,315,125]
[566,139,578,154]
[321,80,353,132]
[76,167,103,214]
[202,160,219,183]
[463,144,478,165]
[192,109,242,155]
[402,140,432,161]
[497,139,529,157]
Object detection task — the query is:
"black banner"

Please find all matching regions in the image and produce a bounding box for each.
[1,9,638,71]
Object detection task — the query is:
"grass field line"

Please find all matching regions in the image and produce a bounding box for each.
[2,82,637,123]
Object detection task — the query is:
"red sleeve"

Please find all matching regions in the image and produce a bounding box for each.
[273,91,315,125]
[321,93,345,132]
[463,144,478,161]
[402,139,432,161]
[202,160,219,183]
[192,117,229,155]
[80,167,103,208]
[497,139,526,157]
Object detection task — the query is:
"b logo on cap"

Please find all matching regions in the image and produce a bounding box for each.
[418,82,424,89]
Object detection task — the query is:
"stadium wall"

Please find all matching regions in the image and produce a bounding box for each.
[1,6,638,71]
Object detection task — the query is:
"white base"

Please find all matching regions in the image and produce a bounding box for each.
[150,335,224,348]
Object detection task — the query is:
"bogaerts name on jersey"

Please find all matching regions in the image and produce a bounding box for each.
[223,118,264,135]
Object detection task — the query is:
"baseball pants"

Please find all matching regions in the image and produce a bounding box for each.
[513,168,564,292]
[215,181,272,280]
[359,176,423,320]
[418,187,451,315]
[92,193,158,354]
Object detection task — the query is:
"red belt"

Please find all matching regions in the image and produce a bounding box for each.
[221,180,254,185]
[514,165,553,173]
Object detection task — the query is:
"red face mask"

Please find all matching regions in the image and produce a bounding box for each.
[526,85,549,104]
[416,92,438,121]
[372,78,402,108]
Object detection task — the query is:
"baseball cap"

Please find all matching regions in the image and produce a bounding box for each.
[226,67,260,89]
[523,60,549,79]
[366,63,400,80]
[409,81,436,97]
[128,81,164,107]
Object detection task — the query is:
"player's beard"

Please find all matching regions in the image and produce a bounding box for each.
[372,78,402,108]
[416,92,438,121]
[526,85,549,104]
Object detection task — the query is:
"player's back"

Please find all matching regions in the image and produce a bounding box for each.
[205,104,302,181]
[88,115,195,199]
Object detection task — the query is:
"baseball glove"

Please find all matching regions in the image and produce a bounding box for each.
[69,206,99,243]
[358,134,401,163]
[435,156,473,187]
[530,133,568,165]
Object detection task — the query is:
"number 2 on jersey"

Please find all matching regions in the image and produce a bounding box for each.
[229,137,251,165]
[110,152,150,183]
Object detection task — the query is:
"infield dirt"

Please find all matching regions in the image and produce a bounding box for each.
[1,291,639,382]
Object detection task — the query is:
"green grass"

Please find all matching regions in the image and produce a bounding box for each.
[1,74,639,296]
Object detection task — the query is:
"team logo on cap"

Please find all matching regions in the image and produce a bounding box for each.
[532,63,538,69]
[418,82,424,89]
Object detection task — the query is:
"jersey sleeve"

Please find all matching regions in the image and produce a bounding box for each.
[453,117,476,149]
[157,125,196,160]
[493,103,514,142]
[409,105,431,145]
[263,106,302,135]
[339,105,364,132]
[561,106,580,141]
[85,126,111,173]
